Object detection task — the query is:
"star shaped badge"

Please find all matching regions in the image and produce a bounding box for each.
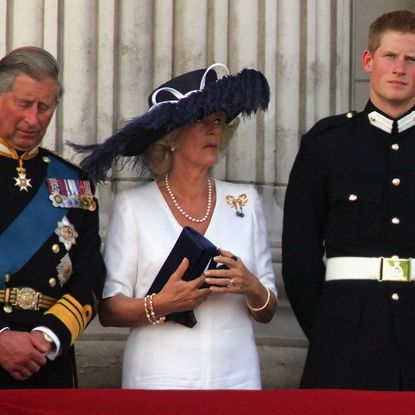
[55,216,78,251]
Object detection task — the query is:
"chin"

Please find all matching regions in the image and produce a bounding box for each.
[13,137,41,151]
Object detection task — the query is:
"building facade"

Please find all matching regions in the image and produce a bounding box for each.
[1,0,414,388]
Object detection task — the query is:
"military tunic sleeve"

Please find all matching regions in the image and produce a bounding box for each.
[282,134,328,338]
[40,199,105,353]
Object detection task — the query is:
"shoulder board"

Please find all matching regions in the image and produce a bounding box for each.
[41,147,86,176]
[306,111,358,137]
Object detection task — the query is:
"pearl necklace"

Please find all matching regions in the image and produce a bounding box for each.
[164,175,213,223]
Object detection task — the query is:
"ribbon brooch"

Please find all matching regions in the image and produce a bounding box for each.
[226,194,248,217]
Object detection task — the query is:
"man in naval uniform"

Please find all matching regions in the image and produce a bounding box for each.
[0,46,105,388]
[282,10,415,390]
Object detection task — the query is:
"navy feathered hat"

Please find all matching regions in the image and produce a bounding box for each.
[71,63,270,181]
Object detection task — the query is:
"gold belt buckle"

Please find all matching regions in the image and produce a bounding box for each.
[380,257,410,282]
[14,287,40,310]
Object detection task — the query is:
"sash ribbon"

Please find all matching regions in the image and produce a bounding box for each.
[0,158,80,288]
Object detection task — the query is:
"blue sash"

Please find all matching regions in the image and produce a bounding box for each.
[0,157,80,288]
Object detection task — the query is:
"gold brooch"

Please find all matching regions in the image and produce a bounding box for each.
[226,194,248,217]
[55,216,78,250]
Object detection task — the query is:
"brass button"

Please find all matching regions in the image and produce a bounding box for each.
[392,178,400,186]
[3,274,11,283]
[346,111,354,119]
[348,194,357,201]
[391,293,399,301]
[391,143,399,151]
[3,305,12,313]
[52,244,60,254]
[392,217,400,225]
[42,156,51,163]
[49,278,57,288]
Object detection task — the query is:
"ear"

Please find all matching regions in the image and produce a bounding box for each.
[362,50,373,73]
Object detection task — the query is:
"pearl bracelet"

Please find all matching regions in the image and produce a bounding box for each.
[246,287,271,312]
[144,294,166,325]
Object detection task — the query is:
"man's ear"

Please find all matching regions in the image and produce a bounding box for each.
[362,49,373,73]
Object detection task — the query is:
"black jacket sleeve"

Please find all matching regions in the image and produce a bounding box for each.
[282,134,328,338]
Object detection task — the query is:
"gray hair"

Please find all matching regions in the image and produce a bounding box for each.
[0,46,62,102]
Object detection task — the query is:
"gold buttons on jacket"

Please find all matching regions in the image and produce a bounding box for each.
[392,178,401,186]
[391,217,400,225]
[346,112,354,119]
[348,194,357,201]
[3,274,11,284]
[391,293,399,301]
[42,156,51,163]
[52,244,60,254]
[391,143,399,151]
[49,278,57,288]
[3,305,12,313]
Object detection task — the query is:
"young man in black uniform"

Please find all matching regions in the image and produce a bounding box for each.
[282,10,415,390]
[0,46,105,388]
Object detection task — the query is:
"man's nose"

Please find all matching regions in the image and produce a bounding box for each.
[24,106,40,127]
[393,57,406,74]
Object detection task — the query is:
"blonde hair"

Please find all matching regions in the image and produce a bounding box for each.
[143,118,240,178]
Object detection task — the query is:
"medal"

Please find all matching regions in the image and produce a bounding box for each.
[0,137,37,191]
[48,178,96,211]
[55,216,78,251]
[14,158,32,192]
[56,253,73,286]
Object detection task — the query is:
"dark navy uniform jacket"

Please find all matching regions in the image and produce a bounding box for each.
[282,101,415,390]
[0,146,105,388]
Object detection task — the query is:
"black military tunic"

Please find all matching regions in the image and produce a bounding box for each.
[0,144,105,388]
[282,101,415,390]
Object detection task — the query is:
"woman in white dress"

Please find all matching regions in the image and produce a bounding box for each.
[74,64,277,389]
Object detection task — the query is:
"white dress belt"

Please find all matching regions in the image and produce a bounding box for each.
[325,256,415,281]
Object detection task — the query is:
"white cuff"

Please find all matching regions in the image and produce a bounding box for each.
[32,327,61,360]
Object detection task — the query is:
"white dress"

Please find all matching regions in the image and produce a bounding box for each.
[103,179,276,389]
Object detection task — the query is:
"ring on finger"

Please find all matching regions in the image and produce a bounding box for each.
[227,278,234,288]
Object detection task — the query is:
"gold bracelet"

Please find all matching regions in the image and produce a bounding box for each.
[144,294,166,325]
[246,287,271,312]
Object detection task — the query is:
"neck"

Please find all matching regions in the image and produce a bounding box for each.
[164,171,214,224]
[0,137,38,154]
[167,168,211,194]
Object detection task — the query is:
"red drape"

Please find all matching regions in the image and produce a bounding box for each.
[1,388,415,415]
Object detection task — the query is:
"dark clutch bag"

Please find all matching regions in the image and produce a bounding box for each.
[146,226,219,328]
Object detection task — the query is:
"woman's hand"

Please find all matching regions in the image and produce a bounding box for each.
[154,258,211,316]
[204,249,277,323]
[99,257,211,327]
[204,249,262,295]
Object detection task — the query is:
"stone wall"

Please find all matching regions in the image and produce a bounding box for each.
[3,0,414,389]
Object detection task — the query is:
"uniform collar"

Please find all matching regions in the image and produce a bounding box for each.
[365,101,415,134]
[0,137,39,160]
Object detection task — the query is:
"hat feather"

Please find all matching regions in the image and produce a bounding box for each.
[70,67,270,181]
